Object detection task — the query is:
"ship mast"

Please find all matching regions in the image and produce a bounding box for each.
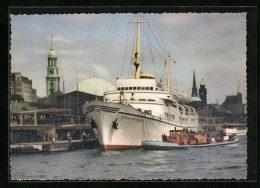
[167,54,173,92]
[129,13,147,79]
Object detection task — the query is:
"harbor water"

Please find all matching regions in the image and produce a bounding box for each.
[10,135,247,180]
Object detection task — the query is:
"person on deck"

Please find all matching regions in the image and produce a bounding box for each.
[67,131,71,142]
[82,131,87,142]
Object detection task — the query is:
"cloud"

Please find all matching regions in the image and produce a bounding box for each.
[58,49,86,55]
[156,13,201,25]
[91,64,109,78]
[46,36,75,44]
[64,14,102,24]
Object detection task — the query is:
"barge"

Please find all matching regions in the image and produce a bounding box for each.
[142,128,240,150]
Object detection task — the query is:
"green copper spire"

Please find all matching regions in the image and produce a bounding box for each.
[200,78,205,86]
[48,36,57,58]
[51,35,53,49]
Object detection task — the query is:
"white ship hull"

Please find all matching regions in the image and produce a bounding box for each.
[83,101,198,150]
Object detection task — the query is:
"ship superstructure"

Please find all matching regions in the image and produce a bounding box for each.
[83,14,198,149]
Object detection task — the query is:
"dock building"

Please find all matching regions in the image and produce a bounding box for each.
[10,109,95,143]
[57,77,116,116]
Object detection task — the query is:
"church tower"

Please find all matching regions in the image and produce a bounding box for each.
[46,36,60,97]
[199,78,207,107]
[191,70,198,97]
[237,81,242,103]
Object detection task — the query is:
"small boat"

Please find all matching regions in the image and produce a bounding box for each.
[141,138,240,150]
[141,128,240,150]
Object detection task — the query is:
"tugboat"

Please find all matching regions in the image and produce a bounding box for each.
[141,128,239,150]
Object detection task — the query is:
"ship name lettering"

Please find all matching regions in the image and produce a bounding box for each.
[121,115,143,122]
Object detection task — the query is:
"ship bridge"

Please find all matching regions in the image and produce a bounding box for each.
[116,77,160,91]
[140,73,155,79]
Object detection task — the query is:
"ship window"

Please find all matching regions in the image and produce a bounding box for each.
[146,87,149,90]
[117,87,120,90]
[137,87,140,90]
[133,87,136,90]
[191,119,197,122]
[141,87,145,90]
[172,102,177,108]
[148,99,155,101]
[150,87,153,90]
[156,88,158,91]
[121,87,124,90]
[172,115,175,120]
[130,98,135,100]
[125,87,128,90]
[139,99,146,101]
[129,87,132,90]
[180,118,188,122]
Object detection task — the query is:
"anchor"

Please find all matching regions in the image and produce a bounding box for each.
[90,117,97,129]
[112,118,118,129]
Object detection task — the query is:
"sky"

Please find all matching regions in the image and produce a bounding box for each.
[10,13,247,104]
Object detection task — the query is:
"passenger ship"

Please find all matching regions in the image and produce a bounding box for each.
[83,14,199,149]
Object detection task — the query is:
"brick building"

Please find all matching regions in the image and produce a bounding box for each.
[10,72,37,102]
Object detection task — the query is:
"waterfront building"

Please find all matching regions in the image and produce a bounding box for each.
[46,37,60,97]
[198,82,246,125]
[199,78,207,108]
[221,82,244,116]
[10,72,37,102]
[189,70,245,124]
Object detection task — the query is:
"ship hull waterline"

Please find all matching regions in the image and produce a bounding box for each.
[84,101,198,150]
